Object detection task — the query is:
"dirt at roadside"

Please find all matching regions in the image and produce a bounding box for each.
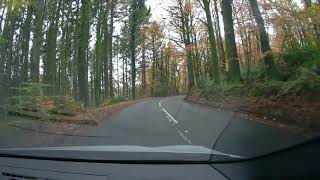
[75,100,141,124]
[186,92,320,138]
[8,99,143,135]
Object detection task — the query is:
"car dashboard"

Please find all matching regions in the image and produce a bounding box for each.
[0,139,319,180]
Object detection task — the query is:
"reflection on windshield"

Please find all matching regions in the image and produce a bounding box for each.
[0,0,319,160]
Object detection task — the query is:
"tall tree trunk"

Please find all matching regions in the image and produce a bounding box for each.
[44,0,61,95]
[248,0,281,80]
[0,7,16,106]
[141,31,147,94]
[202,0,220,84]
[130,30,137,99]
[125,56,128,97]
[151,36,156,96]
[109,0,115,98]
[30,0,45,83]
[2,9,19,99]
[21,5,32,82]
[59,0,72,96]
[221,0,241,83]
[178,0,194,90]
[122,57,126,97]
[103,22,109,98]
[0,54,3,106]
[71,0,81,100]
[94,1,103,106]
[213,0,226,73]
[129,1,138,99]
[77,0,91,106]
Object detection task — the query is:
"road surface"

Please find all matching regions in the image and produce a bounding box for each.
[0,96,305,157]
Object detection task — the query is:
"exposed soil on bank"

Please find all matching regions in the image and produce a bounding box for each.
[186,91,320,138]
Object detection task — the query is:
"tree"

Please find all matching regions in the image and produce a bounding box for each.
[176,0,195,90]
[58,0,73,96]
[109,0,116,98]
[93,0,105,106]
[141,28,147,94]
[77,0,91,106]
[128,0,149,99]
[20,5,33,82]
[1,2,21,103]
[221,0,241,82]
[30,0,45,83]
[201,0,220,84]
[248,0,281,80]
[213,0,226,73]
[144,21,163,96]
[43,0,61,95]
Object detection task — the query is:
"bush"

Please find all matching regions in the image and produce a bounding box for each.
[47,96,84,116]
[282,44,319,67]
[279,70,320,98]
[101,96,128,107]
[280,44,320,80]
[7,83,84,116]
[247,81,284,97]
[241,65,265,82]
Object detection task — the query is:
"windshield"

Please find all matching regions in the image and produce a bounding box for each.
[0,0,319,162]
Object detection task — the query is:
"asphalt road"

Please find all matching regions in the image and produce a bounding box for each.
[0,96,305,157]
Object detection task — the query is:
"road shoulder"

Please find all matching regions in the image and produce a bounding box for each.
[185,93,318,138]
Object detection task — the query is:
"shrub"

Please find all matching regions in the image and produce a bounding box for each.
[279,69,320,98]
[282,44,319,67]
[280,44,320,80]
[101,96,128,107]
[7,83,84,116]
[247,81,284,97]
[48,96,84,116]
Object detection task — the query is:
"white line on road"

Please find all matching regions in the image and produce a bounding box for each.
[159,98,192,145]
[177,130,192,145]
[166,116,172,122]
[159,99,164,107]
[162,108,178,124]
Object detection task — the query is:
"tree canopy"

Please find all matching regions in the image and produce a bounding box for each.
[0,0,319,109]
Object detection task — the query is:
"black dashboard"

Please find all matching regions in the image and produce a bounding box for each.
[0,139,319,180]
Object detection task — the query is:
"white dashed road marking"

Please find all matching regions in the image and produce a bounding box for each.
[159,98,192,145]
[177,130,192,145]
[159,99,163,107]
[162,108,179,124]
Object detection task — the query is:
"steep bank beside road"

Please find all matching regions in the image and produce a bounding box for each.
[186,80,320,138]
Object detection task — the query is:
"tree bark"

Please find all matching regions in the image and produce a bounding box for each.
[21,5,33,82]
[248,0,281,80]
[44,0,61,95]
[109,0,115,98]
[214,0,226,73]
[221,0,241,83]
[77,0,91,106]
[202,0,220,84]
[30,0,45,83]
[178,0,195,90]
[141,31,147,94]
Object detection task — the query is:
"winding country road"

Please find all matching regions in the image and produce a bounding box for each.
[0,96,305,157]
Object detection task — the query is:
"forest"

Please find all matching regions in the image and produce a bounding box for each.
[0,0,319,122]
